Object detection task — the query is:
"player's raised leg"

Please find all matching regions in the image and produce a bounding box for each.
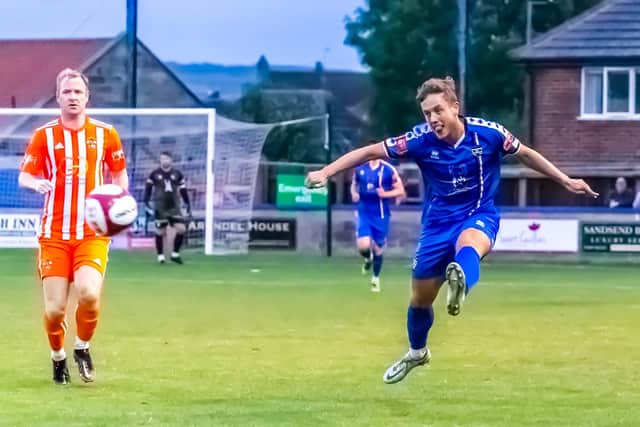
[383,277,441,384]
[170,220,186,264]
[446,216,496,316]
[43,276,71,385]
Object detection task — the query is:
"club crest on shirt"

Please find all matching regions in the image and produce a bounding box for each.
[471,147,483,156]
[86,138,97,148]
[393,135,408,154]
[503,131,516,151]
[111,149,125,161]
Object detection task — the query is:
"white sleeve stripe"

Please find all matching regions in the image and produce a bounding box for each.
[506,140,522,156]
[381,140,391,158]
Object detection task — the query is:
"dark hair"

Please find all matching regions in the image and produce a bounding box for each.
[416,76,458,104]
[160,151,172,158]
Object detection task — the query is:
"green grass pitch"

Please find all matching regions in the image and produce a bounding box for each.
[1,249,639,426]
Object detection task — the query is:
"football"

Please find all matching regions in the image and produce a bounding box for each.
[85,184,138,236]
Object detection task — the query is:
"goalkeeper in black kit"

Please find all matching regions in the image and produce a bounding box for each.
[143,151,192,264]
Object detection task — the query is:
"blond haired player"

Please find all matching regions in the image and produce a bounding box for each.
[18,68,129,385]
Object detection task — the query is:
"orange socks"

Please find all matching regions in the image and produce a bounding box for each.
[75,303,100,342]
[44,313,67,353]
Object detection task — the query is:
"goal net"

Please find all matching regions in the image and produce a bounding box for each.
[0,108,327,255]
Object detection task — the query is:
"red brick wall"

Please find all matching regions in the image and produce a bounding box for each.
[532,67,639,164]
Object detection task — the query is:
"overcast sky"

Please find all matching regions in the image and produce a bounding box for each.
[0,0,367,70]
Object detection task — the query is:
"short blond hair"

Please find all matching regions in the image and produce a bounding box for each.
[56,68,89,96]
[416,76,458,104]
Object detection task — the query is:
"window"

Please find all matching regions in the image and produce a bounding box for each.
[583,70,603,114]
[581,67,639,117]
[607,71,629,113]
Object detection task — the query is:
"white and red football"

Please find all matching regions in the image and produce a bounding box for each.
[85,184,138,236]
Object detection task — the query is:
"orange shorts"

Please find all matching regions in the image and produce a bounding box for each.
[38,237,110,280]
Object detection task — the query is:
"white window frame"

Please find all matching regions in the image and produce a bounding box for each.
[579,66,640,120]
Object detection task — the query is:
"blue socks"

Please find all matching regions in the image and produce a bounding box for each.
[407,306,434,350]
[455,246,481,294]
[372,253,383,277]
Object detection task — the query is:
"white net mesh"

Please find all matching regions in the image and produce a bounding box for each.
[0,108,212,218]
[207,117,274,254]
[0,108,327,255]
[206,115,329,255]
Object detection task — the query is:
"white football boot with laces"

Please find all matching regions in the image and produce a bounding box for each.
[383,348,431,384]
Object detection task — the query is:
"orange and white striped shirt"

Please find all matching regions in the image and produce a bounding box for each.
[20,117,127,241]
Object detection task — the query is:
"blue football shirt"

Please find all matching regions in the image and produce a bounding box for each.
[383,117,521,223]
[353,161,398,219]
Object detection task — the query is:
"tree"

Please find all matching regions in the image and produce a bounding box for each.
[345,0,458,136]
[346,0,603,136]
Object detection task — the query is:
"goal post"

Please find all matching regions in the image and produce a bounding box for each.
[0,107,216,249]
[0,108,329,255]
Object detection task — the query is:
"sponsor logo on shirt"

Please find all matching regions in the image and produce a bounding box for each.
[405,124,429,141]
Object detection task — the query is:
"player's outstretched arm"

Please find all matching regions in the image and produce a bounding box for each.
[306,142,387,188]
[111,168,130,191]
[514,145,599,198]
[18,172,53,194]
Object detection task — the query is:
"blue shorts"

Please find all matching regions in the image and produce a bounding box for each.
[412,211,500,279]
[356,213,390,247]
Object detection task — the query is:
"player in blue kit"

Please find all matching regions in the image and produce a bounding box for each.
[306,77,598,384]
[351,159,406,292]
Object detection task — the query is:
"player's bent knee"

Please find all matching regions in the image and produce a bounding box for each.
[44,305,66,321]
[371,243,384,256]
[357,237,371,251]
[74,267,103,306]
[76,286,100,306]
[173,223,186,234]
[456,228,491,255]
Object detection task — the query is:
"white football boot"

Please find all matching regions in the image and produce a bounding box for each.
[383,348,431,384]
[370,276,380,292]
[445,262,466,316]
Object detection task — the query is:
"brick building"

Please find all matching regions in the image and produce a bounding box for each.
[0,34,207,209]
[511,0,640,206]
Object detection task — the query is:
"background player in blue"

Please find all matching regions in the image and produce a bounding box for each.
[350,159,406,292]
[305,77,598,384]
